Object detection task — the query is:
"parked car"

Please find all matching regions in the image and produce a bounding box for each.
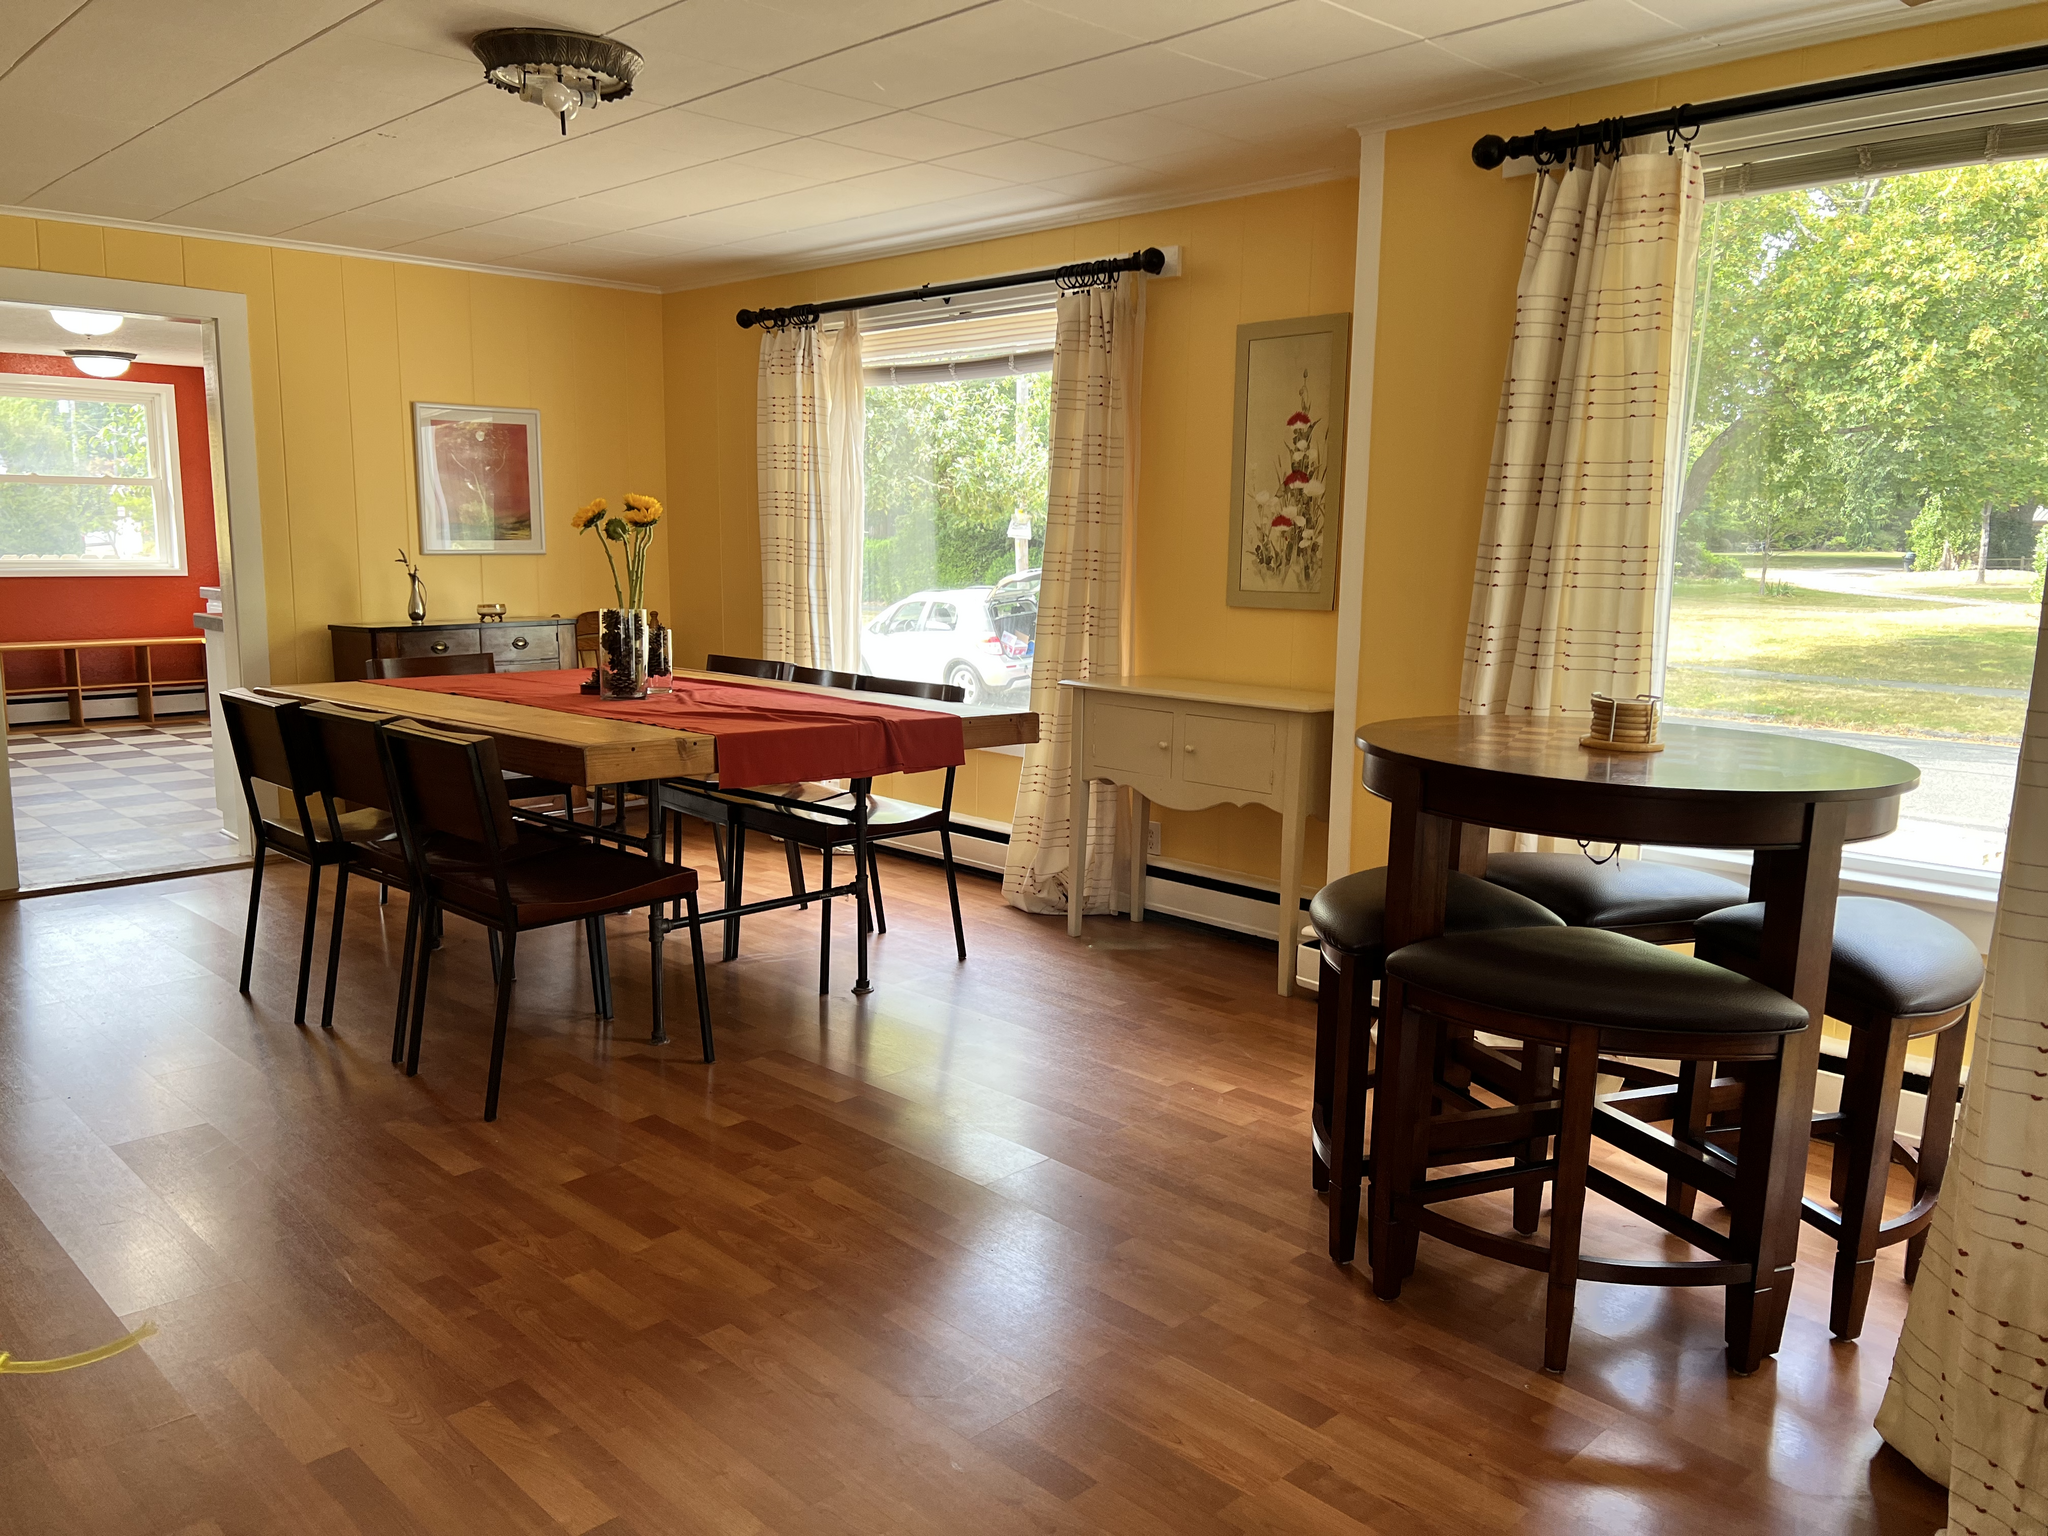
[862,582,1036,703]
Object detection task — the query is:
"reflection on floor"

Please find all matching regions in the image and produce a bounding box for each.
[7,718,238,890]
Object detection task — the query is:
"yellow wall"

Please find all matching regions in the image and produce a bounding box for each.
[0,220,667,687]
[664,179,1357,889]
[1349,1,2048,871]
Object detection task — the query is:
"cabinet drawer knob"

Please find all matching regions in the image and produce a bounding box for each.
[511,636,529,650]
[431,641,449,653]
[1156,740,1168,750]
[1184,744,1195,752]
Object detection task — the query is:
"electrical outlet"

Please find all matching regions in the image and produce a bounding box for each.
[1147,820,1161,856]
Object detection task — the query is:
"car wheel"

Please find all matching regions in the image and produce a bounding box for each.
[945,663,982,705]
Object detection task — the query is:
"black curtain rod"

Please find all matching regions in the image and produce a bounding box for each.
[735,247,1166,329]
[1471,41,2048,169]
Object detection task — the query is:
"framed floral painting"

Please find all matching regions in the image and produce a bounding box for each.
[412,403,545,555]
[1226,313,1350,610]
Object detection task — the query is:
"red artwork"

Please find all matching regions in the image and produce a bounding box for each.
[424,416,533,545]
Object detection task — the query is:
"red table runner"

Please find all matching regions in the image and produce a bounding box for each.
[374,669,965,789]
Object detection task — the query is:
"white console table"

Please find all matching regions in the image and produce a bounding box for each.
[1063,676,1333,995]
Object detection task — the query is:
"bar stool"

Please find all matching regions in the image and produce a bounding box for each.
[1481,851,1749,942]
[1692,896,1981,1340]
[1377,926,1810,1374]
[1308,868,1563,1199]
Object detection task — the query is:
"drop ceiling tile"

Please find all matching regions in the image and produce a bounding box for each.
[689,77,896,135]
[568,227,732,257]
[922,44,1261,137]
[614,0,974,89]
[781,0,1146,109]
[0,1,89,75]
[1167,1,1412,79]
[393,229,572,262]
[1148,76,1360,140]
[1284,38,1532,119]
[815,112,1014,161]
[1634,0,1864,30]
[1330,0,1555,37]
[349,1,658,62]
[1434,0,1685,84]
[282,211,472,250]
[934,140,1121,183]
[1035,110,1250,162]
[728,161,1013,233]
[571,160,820,223]
[730,138,912,181]
[1022,0,1285,42]
[423,112,799,212]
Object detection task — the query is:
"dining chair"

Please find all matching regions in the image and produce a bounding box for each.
[791,665,862,689]
[1374,925,1810,1374]
[365,650,579,825]
[220,688,389,1027]
[379,718,712,1120]
[705,654,792,681]
[1692,896,1982,1340]
[856,674,967,704]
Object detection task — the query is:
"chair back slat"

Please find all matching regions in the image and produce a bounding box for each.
[366,653,495,679]
[302,702,399,812]
[790,665,861,690]
[707,654,793,682]
[858,673,966,703]
[382,720,517,852]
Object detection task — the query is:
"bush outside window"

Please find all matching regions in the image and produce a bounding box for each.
[0,375,184,576]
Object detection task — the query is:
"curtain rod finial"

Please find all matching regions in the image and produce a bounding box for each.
[736,308,759,328]
[1472,134,1509,170]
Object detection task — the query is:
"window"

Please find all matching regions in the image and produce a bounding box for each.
[1666,156,2046,880]
[0,375,184,575]
[858,305,1053,705]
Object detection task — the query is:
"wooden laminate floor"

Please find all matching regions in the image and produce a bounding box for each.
[0,834,1947,1535]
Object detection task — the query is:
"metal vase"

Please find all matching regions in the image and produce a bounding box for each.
[597,608,650,700]
[406,572,428,625]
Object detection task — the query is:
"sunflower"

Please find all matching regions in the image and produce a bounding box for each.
[623,493,664,527]
[571,497,607,530]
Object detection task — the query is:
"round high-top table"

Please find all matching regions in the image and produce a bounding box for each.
[1328,715,1919,1371]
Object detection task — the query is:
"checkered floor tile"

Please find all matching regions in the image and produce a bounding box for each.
[9,718,241,890]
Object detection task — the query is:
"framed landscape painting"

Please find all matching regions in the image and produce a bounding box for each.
[1226,313,1350,610]
[413,403,545,555]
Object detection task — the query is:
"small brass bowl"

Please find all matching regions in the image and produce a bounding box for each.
[477,603,507,622]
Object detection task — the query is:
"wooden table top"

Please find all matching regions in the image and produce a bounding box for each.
[1358,714,1919,848]
[1062,675,1335,715]
[273,669,1038,787]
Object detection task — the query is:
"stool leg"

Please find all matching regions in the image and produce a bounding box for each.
[1905,1017,1967,1284]
[1543,1025,1599,1375]
[1667,1059,1711,1219]
[1724,1049,1796,1375]
[1328,959,1373,1267]
[1831,1016,1911,1341]
[1365,978,1428,1292]
[1513,1043,1555,1235]
[1312,952,1340,1193]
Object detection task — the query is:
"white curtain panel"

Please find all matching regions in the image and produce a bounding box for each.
[757,319,862,667]
[1003,278,1143,916]
[1460,148,1704,715]
[1878,594,2048,1535]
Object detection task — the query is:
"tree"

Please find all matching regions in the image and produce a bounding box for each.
[0,391,154,560]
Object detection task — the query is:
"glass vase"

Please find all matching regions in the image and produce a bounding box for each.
[597,608,650,700]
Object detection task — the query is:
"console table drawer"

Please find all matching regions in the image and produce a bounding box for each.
[387,627,481,659]
[485,624,559,670]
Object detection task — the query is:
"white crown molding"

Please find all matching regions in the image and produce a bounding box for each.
[0,202,660,294]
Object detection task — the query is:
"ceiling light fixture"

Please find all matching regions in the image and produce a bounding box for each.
[67,349,136,378]
[50,308,124,336]
[471,28,641,135]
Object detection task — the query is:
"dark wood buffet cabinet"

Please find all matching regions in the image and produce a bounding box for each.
[328,617,581,681]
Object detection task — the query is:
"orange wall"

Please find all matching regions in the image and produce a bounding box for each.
[0,354,216,690]
[664,179,1358,890]
[1346,0,2048,872]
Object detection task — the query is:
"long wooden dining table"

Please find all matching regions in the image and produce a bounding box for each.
[1336,714,1920,1372]
[270,668,1039,1004]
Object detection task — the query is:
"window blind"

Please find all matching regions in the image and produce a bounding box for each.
[1704,112,2048,197]
[860,307,1056,387]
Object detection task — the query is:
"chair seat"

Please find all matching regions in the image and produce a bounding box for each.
[428,831,699,929]
[1308,868,1561,966]
[1386,927,1810,1036]
[1481,851,1748,930]
[265,806,392,860]
[503,771,571,802]
[1694,896,1983,1019]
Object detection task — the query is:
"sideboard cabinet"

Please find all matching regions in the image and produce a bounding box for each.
[328,618,579,682]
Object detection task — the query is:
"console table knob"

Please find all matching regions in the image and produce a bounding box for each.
[431,641,448,653]
[512,636,529,650]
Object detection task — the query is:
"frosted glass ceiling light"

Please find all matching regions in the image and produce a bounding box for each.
[67,350,136,378]
[51,308,124,336]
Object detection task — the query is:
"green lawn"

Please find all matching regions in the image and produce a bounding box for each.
[1666,578,2040,741]
[1733,550,1905,569]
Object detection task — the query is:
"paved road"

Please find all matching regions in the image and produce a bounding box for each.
[1677,664,2026,700]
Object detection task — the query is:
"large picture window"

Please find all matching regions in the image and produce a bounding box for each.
[858,308,1052,704]
[1667,157,2047,878]
[0,375,184,576]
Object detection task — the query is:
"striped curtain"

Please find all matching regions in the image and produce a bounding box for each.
[757,318,862,667]
[1003,278,1143,917]
[1878,593,2048,1534]
[1460,148,1704,715]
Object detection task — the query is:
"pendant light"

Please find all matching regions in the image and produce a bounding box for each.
[67,349,137,378]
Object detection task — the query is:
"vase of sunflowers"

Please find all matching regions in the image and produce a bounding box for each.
[574,493,665,700]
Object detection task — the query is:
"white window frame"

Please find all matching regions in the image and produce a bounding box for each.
[0,374,185,577]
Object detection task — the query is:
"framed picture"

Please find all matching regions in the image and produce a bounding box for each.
[1226,313,1350,610]
[412,403,545,555]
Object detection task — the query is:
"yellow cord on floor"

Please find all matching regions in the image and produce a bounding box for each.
[0,1321,156,1374]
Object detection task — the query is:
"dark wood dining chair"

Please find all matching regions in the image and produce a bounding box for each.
[379,718,712,1119]
[220,688,390,1027]
[364,653,494,679]
[856,674,967,703]
[705,654,792,681]
[791,664,862,689]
